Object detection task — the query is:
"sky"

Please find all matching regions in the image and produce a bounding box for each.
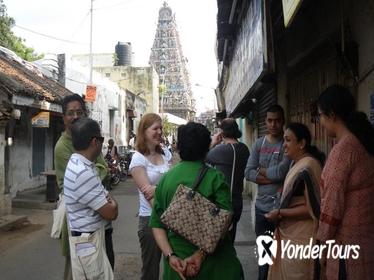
[5,0,218,115]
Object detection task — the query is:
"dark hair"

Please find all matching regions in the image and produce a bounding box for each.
[108,139,114,145]
[267,104,285,120]
[220,118,242,139]
[286,122,325,165]
[177,122,211,161]
[62,94,87,116]
[318,85,374,155]
[71,118,101,151]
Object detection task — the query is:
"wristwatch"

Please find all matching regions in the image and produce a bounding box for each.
[165,252,177,261]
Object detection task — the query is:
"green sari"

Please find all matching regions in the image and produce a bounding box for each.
[150,161,242,280]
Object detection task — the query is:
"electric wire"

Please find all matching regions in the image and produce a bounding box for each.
[14,24,88,45]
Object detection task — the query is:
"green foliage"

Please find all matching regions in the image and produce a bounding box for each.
[113,53,118,65]
[0,0,43,61]
[159,83,167,95]
[162,115,173,138]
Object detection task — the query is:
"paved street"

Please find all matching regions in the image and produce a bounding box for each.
[0,178,258,279]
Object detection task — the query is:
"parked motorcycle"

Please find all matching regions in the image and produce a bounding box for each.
[118,148,135,182]
[118,157,128,182]
[106,158,121,186]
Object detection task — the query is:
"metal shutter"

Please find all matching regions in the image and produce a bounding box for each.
[257,89,276,137]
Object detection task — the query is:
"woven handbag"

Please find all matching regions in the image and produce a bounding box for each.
[160,165,233,254]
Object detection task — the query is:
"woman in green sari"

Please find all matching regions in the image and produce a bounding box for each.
[150,122,242,279]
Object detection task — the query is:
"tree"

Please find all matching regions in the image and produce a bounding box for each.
[162,115,173,138]
[0,0,43,61]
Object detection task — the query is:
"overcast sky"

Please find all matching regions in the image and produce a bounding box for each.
[6,0,218,115]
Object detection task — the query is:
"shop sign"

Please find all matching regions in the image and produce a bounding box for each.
[282,0,303,27]
[85,85,97,102]
[32,111,50,127]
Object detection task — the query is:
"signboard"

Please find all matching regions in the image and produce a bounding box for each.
[85,85,97,102]
[282,0,303,27]
[12,95,62,113]
[225,0,266,115]
[32,111,50,127]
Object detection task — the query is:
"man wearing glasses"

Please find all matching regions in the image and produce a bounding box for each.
[54,94,114,280]
[64,118,118,279]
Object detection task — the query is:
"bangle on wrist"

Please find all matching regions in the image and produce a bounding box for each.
[198,248,207,259]
[165,252,177,261]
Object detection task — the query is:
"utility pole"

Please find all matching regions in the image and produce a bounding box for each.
[89,0,94,85]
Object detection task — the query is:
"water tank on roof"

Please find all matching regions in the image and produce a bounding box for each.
[115,42,132,66]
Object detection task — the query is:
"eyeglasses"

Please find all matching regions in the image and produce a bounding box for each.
[92,136,104,143]
[65,110,85,117]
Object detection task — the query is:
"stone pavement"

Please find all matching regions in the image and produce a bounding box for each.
[2,176,258,279]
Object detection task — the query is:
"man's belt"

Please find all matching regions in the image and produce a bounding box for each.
[71,230,94,236]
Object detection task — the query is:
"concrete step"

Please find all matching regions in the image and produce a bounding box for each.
[12,199,56,210]
[0,214,28,231]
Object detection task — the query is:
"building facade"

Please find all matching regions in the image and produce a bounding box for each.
[216,0,374,155]
[0,48,73,215]
[36,54,125,146]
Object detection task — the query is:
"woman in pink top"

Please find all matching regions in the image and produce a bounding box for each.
[317,85,374,280]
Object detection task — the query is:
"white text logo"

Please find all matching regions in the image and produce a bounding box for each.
[256,235,278,265]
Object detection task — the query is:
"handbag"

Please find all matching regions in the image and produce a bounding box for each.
[51,193,66,239]
[160,165,233,254]
[68,226,114,280]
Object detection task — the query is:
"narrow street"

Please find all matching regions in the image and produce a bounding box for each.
[0,178,257,280]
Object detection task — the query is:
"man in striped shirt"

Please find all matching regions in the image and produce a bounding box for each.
[64,118,118,273]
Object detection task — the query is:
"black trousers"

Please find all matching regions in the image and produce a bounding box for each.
[105,228,115,270]
[255,207,275,280]
[228,202,243,244]
[138,216,161,280]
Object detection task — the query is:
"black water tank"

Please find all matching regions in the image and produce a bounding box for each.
[115,42,132,66]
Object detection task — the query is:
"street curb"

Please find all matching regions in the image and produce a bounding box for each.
[12,199,56,210]
[0,214,28,231]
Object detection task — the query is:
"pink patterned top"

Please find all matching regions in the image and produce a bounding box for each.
[317,133,374,280]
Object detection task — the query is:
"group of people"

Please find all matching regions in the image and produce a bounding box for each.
[130,114,246,280]
[54,94,116,279]
[53,84,374,280]
[245,85,374,280]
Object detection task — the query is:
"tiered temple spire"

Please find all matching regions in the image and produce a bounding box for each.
[149,2,195,120]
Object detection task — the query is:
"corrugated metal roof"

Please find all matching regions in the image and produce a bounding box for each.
[0,52,73,105]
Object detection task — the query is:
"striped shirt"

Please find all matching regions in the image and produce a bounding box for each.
[64,153,108,232]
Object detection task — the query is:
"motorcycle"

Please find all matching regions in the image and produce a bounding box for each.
[118,157,128,182]
[118,148,135,182]
[106,157,121,186]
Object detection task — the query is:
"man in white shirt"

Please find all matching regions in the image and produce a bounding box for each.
[129,133,136,148]
[64,118,118,279]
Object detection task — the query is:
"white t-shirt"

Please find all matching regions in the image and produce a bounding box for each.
[129,137,135,147]
[129,148,172,216]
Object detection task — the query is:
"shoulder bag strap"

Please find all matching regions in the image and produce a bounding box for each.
[192,164,209,191]
[230,144,236,194]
